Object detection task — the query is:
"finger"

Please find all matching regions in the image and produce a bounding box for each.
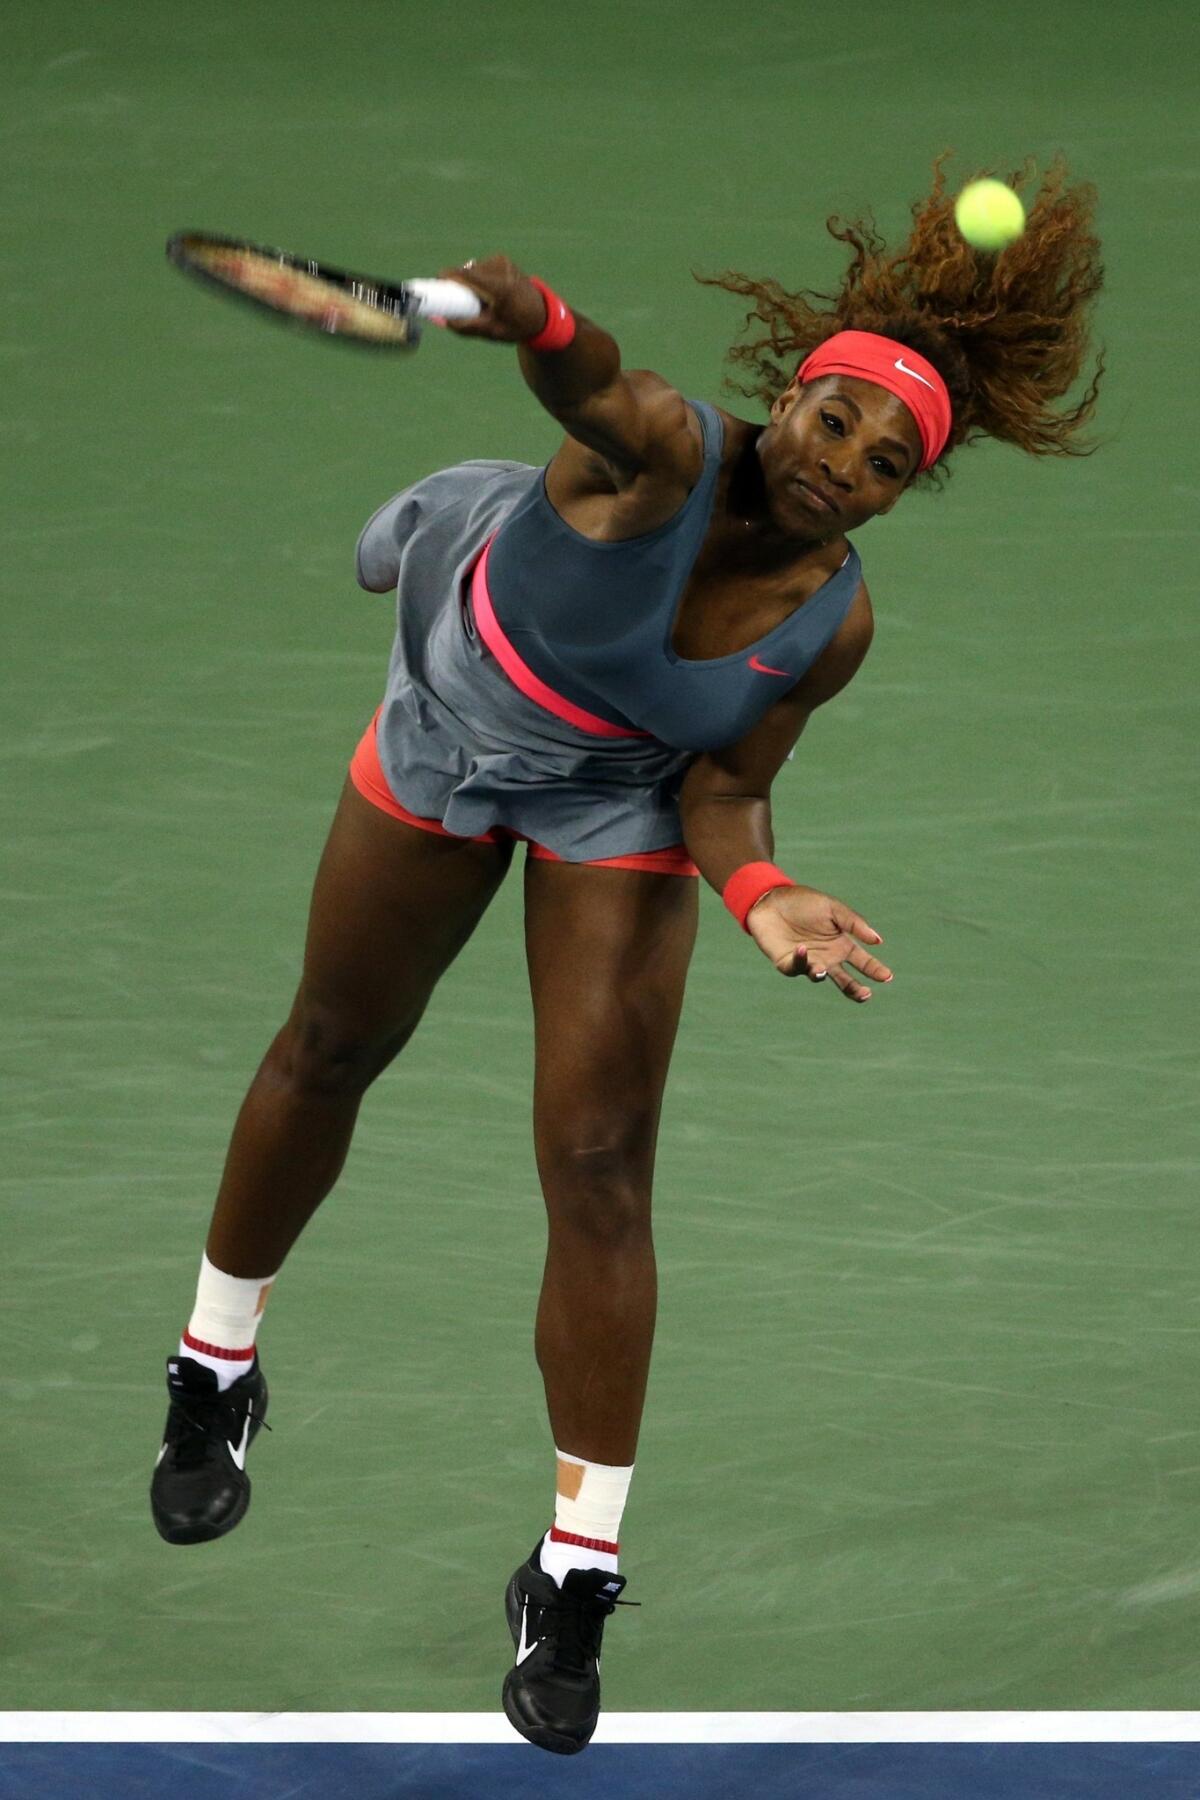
[834,905,883,946]
[773,942,807,978]
[772,943,827,982]
[441,312,511,341]
[827,966,872,1003]
[845,947,894,983]
[796,945,827,983]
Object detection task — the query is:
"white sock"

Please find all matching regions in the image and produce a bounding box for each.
[178,1252,279,1392]
[538,1449,634,1588]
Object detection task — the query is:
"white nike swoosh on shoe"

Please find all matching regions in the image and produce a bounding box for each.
[894,356,937,392]
[228,1406,252,1472]
[155,1442,168,1468]
[515,1599,539,1666]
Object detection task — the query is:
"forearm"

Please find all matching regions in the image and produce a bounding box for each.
[440,258,666,466]
[681,794,888,999]
[517,311,621,419]
[679,794,777,897]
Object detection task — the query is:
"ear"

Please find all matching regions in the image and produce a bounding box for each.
[770,378,801,422]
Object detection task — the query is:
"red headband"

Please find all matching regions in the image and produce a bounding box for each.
[797,330,952,471]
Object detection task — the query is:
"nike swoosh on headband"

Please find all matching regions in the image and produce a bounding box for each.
[894,357,937,393]
[748,654,793,678]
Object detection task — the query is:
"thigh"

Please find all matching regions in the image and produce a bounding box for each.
[523,857,699,1189]
[292,774,516,1056]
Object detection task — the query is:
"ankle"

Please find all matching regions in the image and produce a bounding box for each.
[538,1448,633,1587]
[180,1253,277,1390]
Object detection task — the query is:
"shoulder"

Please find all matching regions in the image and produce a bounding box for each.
[710,403,755,456]
[792,575,874,708]
[625,369,708,451]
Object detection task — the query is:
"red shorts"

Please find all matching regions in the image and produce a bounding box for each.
[348,707,699,877]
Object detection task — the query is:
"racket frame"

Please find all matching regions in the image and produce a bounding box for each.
[166,230,426,349]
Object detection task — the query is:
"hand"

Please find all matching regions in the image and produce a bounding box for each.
[433,254,549,342]
[746,883,893,1003]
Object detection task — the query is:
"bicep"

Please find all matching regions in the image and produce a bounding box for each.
[680,583,875,803]
[553,369,703,486]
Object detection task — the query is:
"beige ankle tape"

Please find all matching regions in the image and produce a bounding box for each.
[553,1449,634,1545]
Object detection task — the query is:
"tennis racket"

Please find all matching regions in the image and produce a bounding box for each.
[166,231,483,348]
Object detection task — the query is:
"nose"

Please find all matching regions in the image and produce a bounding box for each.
[818,451,853,491]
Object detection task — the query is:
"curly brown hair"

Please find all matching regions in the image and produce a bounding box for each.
[694,153,1105,485]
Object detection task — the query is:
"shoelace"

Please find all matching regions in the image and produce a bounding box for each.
[167,1392,273,1471]
[546,1591,640,1677]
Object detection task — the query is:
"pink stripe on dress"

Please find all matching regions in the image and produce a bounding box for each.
[470,535,651,739]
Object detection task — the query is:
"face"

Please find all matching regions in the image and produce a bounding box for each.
[758,373,923,539]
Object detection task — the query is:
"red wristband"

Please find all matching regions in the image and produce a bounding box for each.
[722,861,798,933]
[525,276,577,352]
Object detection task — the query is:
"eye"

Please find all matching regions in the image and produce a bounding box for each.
[820,410,845,434]
[870,455,899,479]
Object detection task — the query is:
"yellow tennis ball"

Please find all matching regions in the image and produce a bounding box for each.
[953,179,1026,251]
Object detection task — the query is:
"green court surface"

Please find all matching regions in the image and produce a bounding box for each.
[4,0,1198,1723]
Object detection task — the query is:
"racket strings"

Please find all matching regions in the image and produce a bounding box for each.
[170,234,419,345]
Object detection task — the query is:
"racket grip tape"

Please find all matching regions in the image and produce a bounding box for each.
[406,279,483,322]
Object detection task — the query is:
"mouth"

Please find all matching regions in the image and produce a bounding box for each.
[792,477,840,516]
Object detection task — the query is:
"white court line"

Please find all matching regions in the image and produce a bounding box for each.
[2,1713,1200,1744]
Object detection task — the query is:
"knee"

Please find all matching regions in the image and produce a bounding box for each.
[538,1119,655,1247]
[267,995,417,1098]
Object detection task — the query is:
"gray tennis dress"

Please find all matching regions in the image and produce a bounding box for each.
[355,399,862,862]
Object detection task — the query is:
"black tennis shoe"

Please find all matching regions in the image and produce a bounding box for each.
[150,1354,270,1545]
[501,1540,635,1755]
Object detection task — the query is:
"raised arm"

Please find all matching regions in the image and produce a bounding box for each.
[436,254,700,484]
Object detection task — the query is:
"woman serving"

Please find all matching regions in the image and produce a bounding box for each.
[149,156,1103,1755]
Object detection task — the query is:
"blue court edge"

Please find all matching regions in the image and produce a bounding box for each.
[3,1715,1200,1800]
[3,1740,1200,1800]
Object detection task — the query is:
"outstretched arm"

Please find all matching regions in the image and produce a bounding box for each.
[437,254,700,485]
[679,586,893,1003]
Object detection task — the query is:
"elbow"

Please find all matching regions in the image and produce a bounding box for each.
[679,784,770,816]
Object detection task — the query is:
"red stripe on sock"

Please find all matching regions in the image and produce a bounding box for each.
[550,1527,619,1555]
[182,1331,254,1362]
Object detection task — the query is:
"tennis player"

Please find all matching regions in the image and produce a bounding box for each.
[150,158,1103,1754]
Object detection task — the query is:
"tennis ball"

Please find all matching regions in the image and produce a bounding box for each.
[953,179,1026,252]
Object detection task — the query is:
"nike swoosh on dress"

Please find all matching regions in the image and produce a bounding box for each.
[747,654,794,678]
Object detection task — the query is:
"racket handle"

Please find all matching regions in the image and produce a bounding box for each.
[406,278,482,322]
